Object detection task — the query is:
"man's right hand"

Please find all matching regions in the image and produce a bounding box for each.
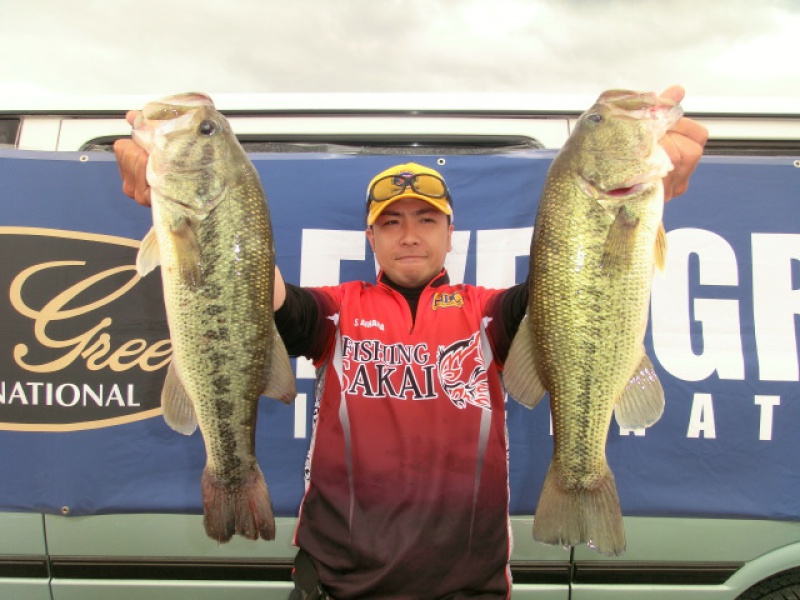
[113,110,151,207]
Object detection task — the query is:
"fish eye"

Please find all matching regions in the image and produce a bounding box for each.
[586,113,603,124]
[198,120,218,136]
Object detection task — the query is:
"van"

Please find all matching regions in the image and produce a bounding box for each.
[1,92,800,600]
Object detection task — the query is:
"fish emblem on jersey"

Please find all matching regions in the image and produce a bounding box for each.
[437,333,491,410]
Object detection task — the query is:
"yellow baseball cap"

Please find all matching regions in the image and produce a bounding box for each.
[365,162,453,226]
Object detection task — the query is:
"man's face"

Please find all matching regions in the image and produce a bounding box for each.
[366,198,453,288]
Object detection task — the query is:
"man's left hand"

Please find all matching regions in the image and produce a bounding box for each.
[659,85,709,201]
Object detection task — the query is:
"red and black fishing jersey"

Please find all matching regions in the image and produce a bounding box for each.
[276,270,526,600]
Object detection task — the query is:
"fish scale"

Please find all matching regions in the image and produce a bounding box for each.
[504,89,681,556]
[133,92,296,543]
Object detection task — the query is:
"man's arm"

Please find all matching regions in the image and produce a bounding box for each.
[274,264,287,311]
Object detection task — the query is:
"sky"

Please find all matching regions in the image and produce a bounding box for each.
[2,0,799,110]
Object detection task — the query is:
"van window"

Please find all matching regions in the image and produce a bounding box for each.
[705,139,800,155]
[80,134,544,154]
[0,119,20,147]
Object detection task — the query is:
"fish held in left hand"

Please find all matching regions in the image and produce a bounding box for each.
[132,92,296,542]
[504,89,682,556]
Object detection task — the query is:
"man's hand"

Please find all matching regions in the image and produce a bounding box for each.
[113,110,151,207]
[659,85,709,201]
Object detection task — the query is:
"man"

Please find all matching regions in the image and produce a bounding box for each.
[114,86,708,599]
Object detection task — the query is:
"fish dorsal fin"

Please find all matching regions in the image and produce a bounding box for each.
[654,222,667,270]
[262,322,297,405]
[136,227,161,276]
[601,206,639,271]
[161,361,198,435]
[502,315,547,408]
[614,351,664,430]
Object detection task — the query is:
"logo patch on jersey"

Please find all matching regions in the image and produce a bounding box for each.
[431,292,463,311]
[436,332,491,411]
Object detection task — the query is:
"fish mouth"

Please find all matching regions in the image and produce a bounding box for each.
[599,90,684,128]
[582,178,648,199]
[605,183,643,197]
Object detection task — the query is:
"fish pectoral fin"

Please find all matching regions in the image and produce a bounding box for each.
[161,361,198,435]
[654,222,667,270]
[614,351,665,430]
[136,227,161,276]
[502,315,547,408]
[171,221,204,287]
[601,207,639,271]
[262,324,297,405]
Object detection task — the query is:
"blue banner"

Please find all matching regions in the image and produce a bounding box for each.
[0,148,798,521]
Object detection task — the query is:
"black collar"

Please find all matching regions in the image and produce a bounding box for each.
[379,269,450,320]
[379,269,450,291]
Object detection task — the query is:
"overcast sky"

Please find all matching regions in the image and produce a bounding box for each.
[2,0,799,108]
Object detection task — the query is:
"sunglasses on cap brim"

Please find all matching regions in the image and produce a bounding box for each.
[367,172,451,205]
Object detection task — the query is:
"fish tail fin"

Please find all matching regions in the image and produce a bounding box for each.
[201,465,276,543]
[533,462,626,556]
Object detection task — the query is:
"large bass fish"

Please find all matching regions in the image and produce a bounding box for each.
[132,92,296,542]
[504,89,682,556]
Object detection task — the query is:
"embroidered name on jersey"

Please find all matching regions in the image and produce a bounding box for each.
[340,333,489,409]
[341,336,438,400]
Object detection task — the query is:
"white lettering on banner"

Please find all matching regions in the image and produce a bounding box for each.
[300,229,366,286]
[297,228,532,289]
[755,395,781,441]
[687,393,717,439]
[752,234,800,381]
[445,232,471,284]
[619,427,646,436]
[651,228,745,382]
[477,228,533,288]
[0,381,138,407]
[294,393,307,439]
[293,360,315,436]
